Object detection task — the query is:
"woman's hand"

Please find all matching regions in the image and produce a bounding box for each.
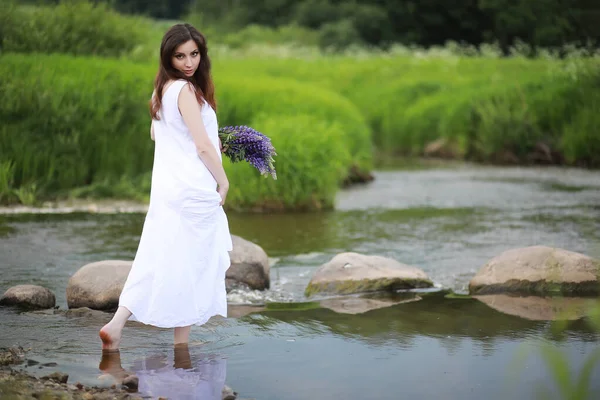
[218,183,229,206]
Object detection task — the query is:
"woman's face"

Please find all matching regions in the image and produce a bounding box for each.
[172,39,200,77]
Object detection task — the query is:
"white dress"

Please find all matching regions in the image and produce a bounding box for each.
[119,79,233,328]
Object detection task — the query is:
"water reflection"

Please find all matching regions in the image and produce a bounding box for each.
[242,291,600,348]
[473,294,599,321]
[99,344,227,400]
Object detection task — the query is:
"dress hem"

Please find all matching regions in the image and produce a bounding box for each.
[121,304,227,329]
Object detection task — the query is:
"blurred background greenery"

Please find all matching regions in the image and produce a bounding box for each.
[0,0,599,210]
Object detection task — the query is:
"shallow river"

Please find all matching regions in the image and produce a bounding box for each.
[1,165,600,399]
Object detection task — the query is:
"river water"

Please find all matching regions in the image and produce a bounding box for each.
[1,165,600,399]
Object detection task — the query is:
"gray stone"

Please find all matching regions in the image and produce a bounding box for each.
[305,252,433,296]
[469,246,600,296]
[65,307,111,319]
[222,385,237,400]
[227,235,270,291]
[0,346,26,366]
[66,236,271,311]
[41,371,68,384]
[0,285,56,310]
[122,374,139,392]
[66,260,132,311]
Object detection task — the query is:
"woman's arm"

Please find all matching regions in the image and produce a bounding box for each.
[150,120,155,141]
[178,84,229,204]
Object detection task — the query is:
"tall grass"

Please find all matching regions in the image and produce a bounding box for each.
[212,55,600,166]
[0,0,150,57]
[1,1,599,209]
[0,53,370,210]
[225,114,352,211]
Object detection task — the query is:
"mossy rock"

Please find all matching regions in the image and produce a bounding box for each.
[305,252,433,297]
[468,246,600,296]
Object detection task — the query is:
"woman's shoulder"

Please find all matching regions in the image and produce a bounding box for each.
[164,79,189,94]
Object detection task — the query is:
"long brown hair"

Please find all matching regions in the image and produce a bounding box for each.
[150,23,216,120]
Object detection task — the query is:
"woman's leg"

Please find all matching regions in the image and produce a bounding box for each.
[99,306,132,350]
[174,326,192,345]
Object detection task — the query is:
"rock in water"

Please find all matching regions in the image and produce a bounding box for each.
[222,385,237,400]
[0,285,56,310]
[122,374,139,392]
[305,252,433,296]
[227,235,270,291]
[469,246,600,296]
[0,346,26,366]
[66,260,132,311]
[41,372,68,384]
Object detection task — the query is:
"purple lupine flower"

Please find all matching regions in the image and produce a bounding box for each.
[218,125,277,179]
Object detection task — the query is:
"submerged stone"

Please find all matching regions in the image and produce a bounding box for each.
[468,246,600,296]
[305,252,433,297]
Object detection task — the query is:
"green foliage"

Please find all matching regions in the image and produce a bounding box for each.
[218,24,319,49]
[1,1,599,210]
[318,19,363,51]
[216,54,600,166]
[0,52,370,210]
[0,161,16,204]
[0,0,150,57]
[224,114,352,211]
[214,75,373,173]
[0,53,156,202]
[110,0,193,19]
[511,301,600,400]
[185,0,599,51]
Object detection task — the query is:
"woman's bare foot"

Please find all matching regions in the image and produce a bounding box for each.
[99,307,131,351]
[99,323,122,351]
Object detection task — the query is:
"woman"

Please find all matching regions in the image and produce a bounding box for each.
[99,23,233,350]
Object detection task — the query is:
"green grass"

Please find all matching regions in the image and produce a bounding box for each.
[1,0,150,57]
[0,53,370,210]
[1,1,599,209]
[212,55,600,166]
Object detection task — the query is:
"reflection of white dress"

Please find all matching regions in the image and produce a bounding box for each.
[119,79,233,328]
[132,355,227,400]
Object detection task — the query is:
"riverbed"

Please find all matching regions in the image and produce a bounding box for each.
[1,165,600,399]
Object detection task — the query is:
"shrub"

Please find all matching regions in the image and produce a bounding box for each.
[224,114,351,211]
[214,74,373,173]
[0,0,150,57]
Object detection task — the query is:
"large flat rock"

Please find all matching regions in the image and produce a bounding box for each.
[305,252,433,297]
[469,246,600,296]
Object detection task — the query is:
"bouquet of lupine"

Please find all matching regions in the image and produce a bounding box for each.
[218,125,277,179]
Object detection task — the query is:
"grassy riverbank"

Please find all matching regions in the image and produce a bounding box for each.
[1,1,599,210]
